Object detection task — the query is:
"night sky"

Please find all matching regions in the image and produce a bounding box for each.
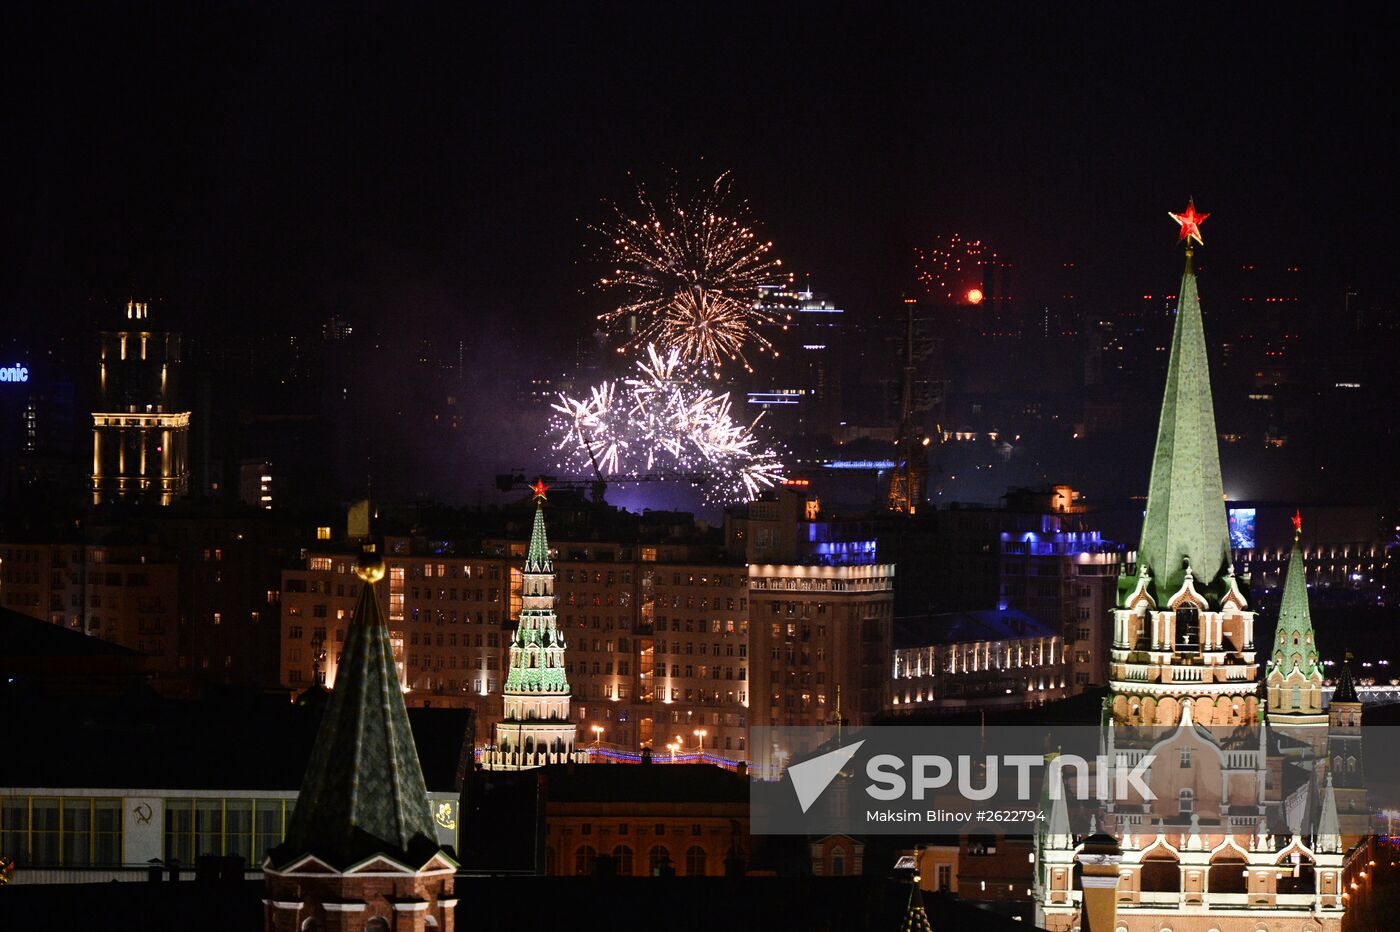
[6,5,1397,343]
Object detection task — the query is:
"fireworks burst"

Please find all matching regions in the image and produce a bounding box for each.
[914,233,999,301]
[549,344,784,503]
[593,173,789,371]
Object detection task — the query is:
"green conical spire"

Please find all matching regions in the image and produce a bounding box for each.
[1134,247,1233,607]
[274,553,443,870]
[525,481,552,573]
[1268,525,1319,677]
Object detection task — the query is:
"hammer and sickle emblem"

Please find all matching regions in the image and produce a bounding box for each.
[133,803,153,824]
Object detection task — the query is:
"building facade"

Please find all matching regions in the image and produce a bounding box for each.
[887,609,1068,713]
[92,300,190,506]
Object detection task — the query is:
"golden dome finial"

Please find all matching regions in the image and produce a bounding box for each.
[354,545,386,584]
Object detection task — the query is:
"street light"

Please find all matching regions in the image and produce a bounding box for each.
[591,725,605,749]
[666,739,681,761]
[693,728,708,753]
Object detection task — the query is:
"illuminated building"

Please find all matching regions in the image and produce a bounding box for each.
[1264,516,1326,726]
[1035,207,1353,932]
[279,545,508,728]
[999,520,1120,690]
[91,300,190,506]
[483,484,586,770]
[747,561,894,739]
[887,609,1068,712]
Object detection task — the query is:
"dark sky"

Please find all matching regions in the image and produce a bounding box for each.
[4,4,1397,343]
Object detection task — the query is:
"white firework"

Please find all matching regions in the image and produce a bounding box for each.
[547,344,784,503]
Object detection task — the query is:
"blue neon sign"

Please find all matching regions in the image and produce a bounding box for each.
[0,364,28,384]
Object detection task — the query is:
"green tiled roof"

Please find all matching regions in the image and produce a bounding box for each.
[1268,539,1319,677]
[1133,251,1233,608]
[274,577,442,870]
[526,502,551,572]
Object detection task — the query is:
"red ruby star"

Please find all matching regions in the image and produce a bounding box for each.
[1169,198,1209,245]
[530,479,549,501]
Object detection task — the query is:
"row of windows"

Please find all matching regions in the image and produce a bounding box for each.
[1,798,122,867]
[568,844,714,876]
[656,618,747,634]
[657,640,746,657]
[163,798,291,866]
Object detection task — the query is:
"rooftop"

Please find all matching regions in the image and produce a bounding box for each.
[893,608,1056,649]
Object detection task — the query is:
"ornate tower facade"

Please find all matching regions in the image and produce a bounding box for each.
[263,549,457,932]
[1265,513,1326,726]
[1108,216,1258,728]
[1038,205,1348,932]
[92,299,191,505]
[484,482,585,770]
[1326,657,1367,842]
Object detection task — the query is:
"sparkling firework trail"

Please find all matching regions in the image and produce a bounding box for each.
[549,345,784,504]
[593,173,789,371]
[914,233,997,301]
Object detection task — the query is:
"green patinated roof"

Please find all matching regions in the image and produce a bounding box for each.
[1268,538,1319,677]
[274,576,442,870]
[526,501,551,572]
[1132,251,1233,608]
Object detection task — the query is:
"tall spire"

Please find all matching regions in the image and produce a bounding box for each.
[1135,201,1232,607]
[1268,511,1319,678]
[1315,772,1341,854]
[274,549,441,869]
[526,479,552,572]
[1332,653,1360,704]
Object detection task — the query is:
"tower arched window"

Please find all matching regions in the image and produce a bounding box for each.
[1178,788,1194,816]
[831,846,846,876]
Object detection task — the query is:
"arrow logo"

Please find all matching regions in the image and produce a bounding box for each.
[788,740,865,813]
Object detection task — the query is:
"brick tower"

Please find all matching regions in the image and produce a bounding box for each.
[263,548,457,931]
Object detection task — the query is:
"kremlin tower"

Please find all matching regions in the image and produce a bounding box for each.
[263,548,457,931]
[484,481,586,770]
[1035,203,1356,932]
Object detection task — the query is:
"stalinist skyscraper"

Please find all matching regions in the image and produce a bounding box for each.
[484,481,586,770]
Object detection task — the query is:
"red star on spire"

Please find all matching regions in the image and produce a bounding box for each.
[1292,508,1303,540]
[1169,198,1209,245]
[530,479,549,501]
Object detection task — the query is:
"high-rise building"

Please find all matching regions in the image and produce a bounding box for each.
[91,300,190,505]
[999,517,1120,690]
[748,286,846,438]
[484,484,586,769]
